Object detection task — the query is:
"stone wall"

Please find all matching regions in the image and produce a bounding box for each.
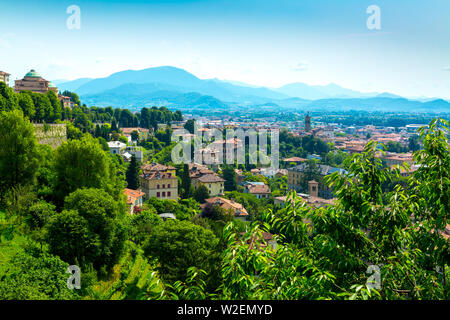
[33,123,67,148]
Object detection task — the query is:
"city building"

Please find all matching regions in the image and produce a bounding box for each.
[121,127,151,142]
[59,95,74,109]
[240,231,277,251]
[14,69,58,94]
[139,163,178,200]
[244,182,271,199]
[283,157,307,165]
[125,146,144,162]
[378,152,414,166]
[305,113,311,132]
[287,163,347,199]
[124,188,145,214]
[0,71,10,86]
[204,197,249,221]
[189,163,224,196]
[107,141,127,155]
[274,193,335,208]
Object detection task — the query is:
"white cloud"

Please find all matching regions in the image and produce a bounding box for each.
[444,67,450,71]
[293,61,308,71]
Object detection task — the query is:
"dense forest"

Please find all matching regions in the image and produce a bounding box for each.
[0,84,448,300]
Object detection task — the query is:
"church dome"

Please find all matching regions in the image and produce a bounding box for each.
[24,69,42,78]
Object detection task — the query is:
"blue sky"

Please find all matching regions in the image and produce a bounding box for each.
[1,0,449,98]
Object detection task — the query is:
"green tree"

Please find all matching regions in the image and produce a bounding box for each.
[125,155,140,190]
[126,208,163,245]
[193,185,210,203]
[222,165,237,191]
[184,119,195,134]
[0,247,77,300]
[46,188,126,271]
[46,91,62,121]
[408,134,421,152]
[181,163,191,198]
[143,220,220,285]
[53,134,117,205]
[0,110,40,199]
[18,92,35,119]
[131,130,139,142]
[0,82,19,112]
[31,92,52,122]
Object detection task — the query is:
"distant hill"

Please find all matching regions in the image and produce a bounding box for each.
[275,82,378,99]
[58,78,93,92]
[57,66,288,104]
[55,66,450,112]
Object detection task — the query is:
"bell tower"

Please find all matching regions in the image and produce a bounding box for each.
[305,112,311,132]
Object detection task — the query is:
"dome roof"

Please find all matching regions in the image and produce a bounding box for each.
[48,82,57,88]
[24,69,42,78]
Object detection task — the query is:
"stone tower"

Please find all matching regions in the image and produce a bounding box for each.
[308,180,319,197]
[305,112,311,132]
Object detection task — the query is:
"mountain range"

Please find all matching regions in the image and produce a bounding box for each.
[55,66,450,113]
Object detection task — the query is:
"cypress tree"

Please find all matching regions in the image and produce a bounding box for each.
[125,155,140,190]
[181,163,191,198]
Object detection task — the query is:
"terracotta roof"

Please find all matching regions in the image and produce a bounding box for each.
[283,157,307,162]
[275,194,335,208]
[140,171,175,180]
[197,173,225,183]
[189,163,215,178]
[246,184,270,194]
[239,232,275,250]
[204,197,249,216]
[121,127,150,134]
[124,188,145,204]
[142,163,176,173]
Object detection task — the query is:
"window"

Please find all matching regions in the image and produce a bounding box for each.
[157,184,160,189]
[162,184,165,189]
[168,192,171,197]
[156,192,160,198]
[162,192,166,197]
[168,184,170,188]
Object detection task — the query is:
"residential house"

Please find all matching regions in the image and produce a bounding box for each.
[189,163,224,196]
[124,188,145,214]
[274,193,335,208]
[240,232,277,251]
[244,182,271,199]
[139,163,178,200]
[283,157,307,165]
[121,127,150,142]
[0,71,10,86]
[204,197,249,221]
[107,141,127,155]
[287,163,347,199]
[125,146,144,162]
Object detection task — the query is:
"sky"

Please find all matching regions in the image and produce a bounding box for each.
[0,0,449,99]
